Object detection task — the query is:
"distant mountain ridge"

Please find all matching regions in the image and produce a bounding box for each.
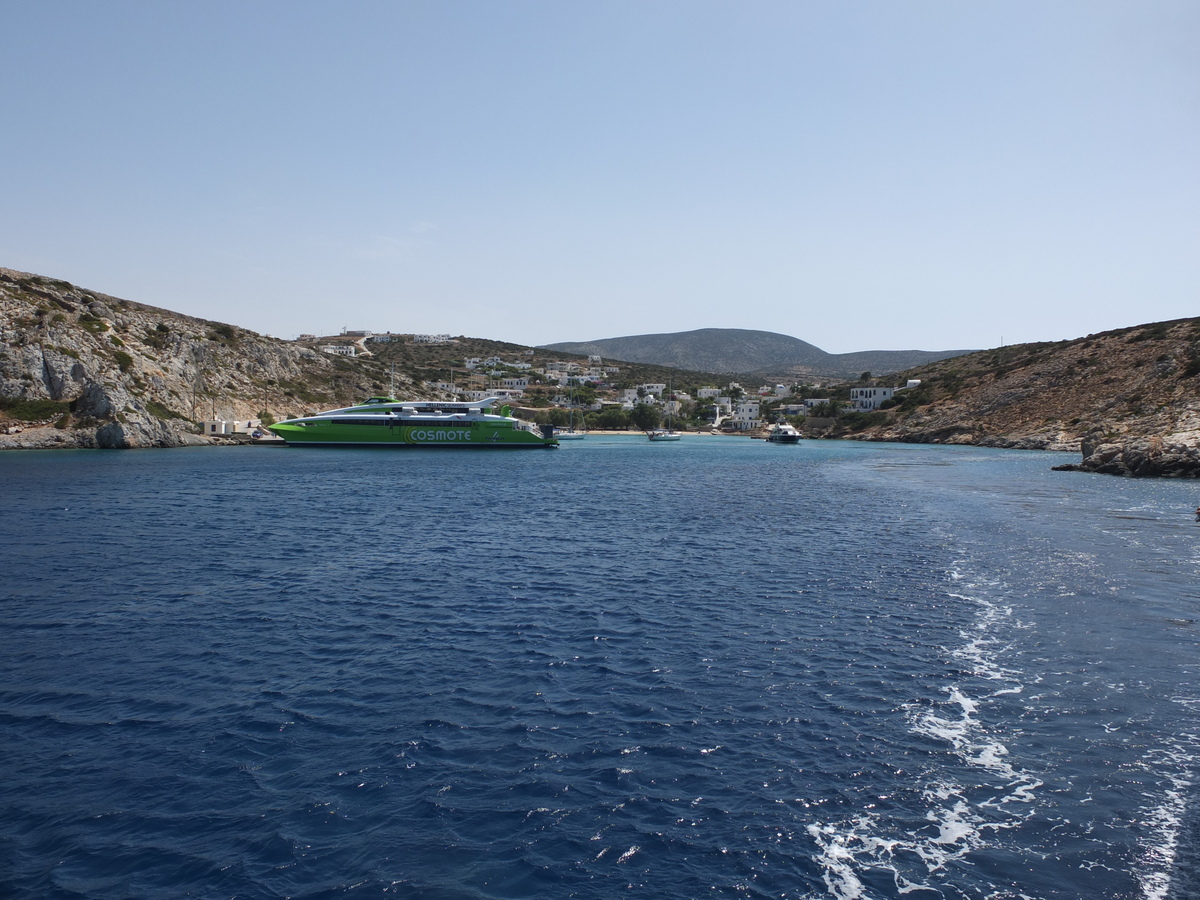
[542,328,974,378]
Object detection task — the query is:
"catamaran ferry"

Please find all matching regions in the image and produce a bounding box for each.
[267,398,559,448]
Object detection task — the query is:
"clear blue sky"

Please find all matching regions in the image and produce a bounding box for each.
[3,1,1196,353]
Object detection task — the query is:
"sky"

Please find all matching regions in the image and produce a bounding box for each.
[2,1,1197,354]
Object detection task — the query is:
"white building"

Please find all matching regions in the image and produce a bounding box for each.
[412,334,453,344]
[320,344,357,357]
[849,380,921,411]
[203,418,262,436]
[849,387,895,410]
[728,398,761,431]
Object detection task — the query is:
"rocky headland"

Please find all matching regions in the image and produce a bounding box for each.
[834,318,1200,476]
[0,268,411,449]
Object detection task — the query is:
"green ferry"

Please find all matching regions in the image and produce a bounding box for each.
[268,397,559,448]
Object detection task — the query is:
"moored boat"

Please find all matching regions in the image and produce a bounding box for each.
[555,389,587,440]
[268,397,559,448]
[647,428,682,441]
[765,422,802,443]
[647,394,683,441]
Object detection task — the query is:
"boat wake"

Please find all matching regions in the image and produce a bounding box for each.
[1134,696,1200,900]
[807,569,1042,899]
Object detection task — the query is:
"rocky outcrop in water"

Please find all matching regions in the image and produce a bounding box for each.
[0,267,414,449]
[1051,431,1200,478]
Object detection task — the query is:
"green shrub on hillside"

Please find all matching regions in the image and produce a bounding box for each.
[144,400,188,420]
[838,411,888,430]
[207,323,238,344]
[0,397,71,421]
[78,313,109,333]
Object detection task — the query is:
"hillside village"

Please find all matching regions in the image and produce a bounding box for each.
[297,327,820,432]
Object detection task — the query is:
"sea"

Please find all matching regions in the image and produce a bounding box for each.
[2,435,1199,900]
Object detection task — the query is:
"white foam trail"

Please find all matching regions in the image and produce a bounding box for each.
[809,565,1042,894]
[1134,713,1199,900]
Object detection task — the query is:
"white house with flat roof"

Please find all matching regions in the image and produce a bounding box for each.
[850,380,922,411]
[727,398,761,431]
[203,418,262,436]
[850,387,894,410]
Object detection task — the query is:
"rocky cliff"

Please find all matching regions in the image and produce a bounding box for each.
[836,317,1200,475]
[0,268,412,449]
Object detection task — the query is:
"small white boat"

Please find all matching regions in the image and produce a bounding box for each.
[648,391,682,440]
[556,392,587,440]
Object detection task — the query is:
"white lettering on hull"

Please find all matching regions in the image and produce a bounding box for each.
[406,428,476,443]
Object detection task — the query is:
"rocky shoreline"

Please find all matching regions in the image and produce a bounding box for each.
[840,428,1200,478]
[0,420,214,450]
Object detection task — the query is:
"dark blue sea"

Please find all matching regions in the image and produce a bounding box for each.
[3,436,1200,899]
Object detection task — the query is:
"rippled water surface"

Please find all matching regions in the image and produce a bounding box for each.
[2,437,1199,899]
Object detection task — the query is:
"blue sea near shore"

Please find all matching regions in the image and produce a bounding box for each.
[2,435,1199,899]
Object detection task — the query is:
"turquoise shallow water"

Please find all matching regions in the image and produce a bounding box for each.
[2,436,1199,898]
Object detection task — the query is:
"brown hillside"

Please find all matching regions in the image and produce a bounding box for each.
[839,318,1200,454]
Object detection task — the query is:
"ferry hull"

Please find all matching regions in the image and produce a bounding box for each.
[269,420,557,447]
